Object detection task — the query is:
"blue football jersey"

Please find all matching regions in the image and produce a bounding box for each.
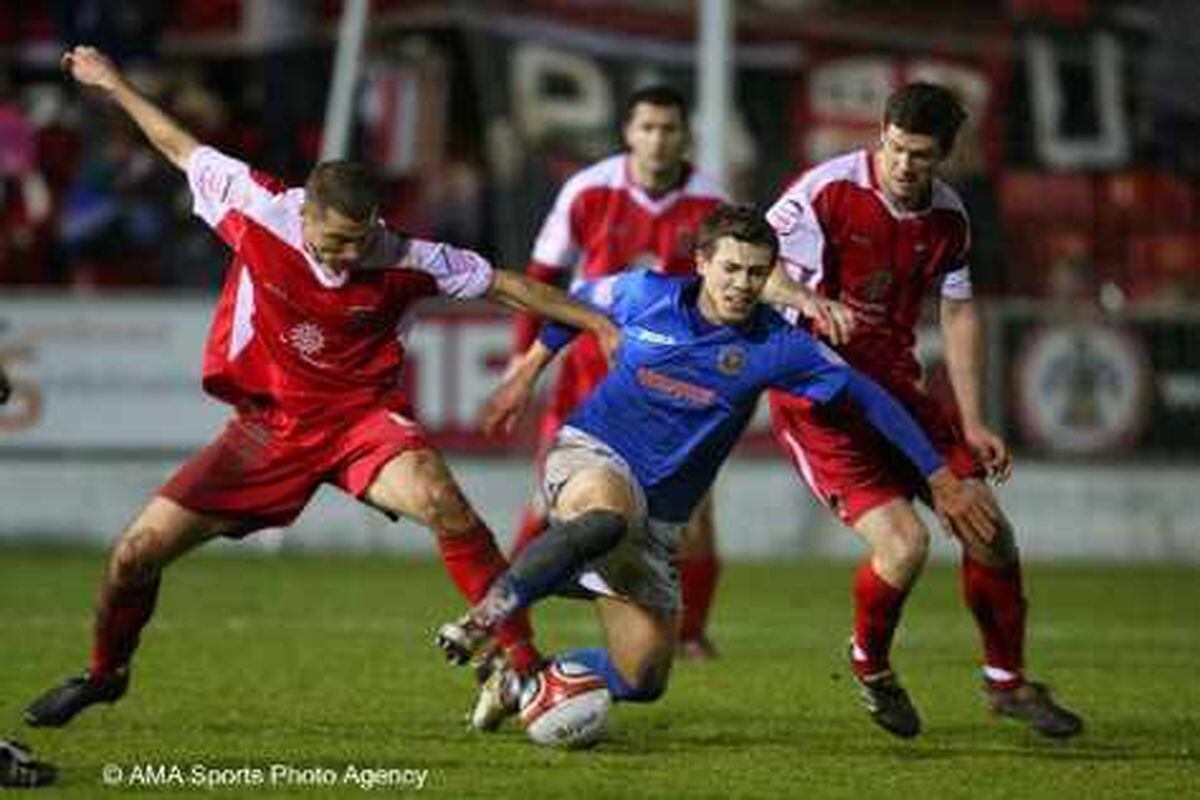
[541,271,858,522]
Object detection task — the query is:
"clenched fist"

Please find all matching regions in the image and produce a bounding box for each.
[61,45,124,93]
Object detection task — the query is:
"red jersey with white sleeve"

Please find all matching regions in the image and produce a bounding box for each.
[188,146,493,428]
[765,149,981,525]
[518,153,725,429]
[159,146,495,529]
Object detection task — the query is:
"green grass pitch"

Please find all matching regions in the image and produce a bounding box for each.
[2,546,1196,798]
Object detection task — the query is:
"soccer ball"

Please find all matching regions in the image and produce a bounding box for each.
[518,659,611,749]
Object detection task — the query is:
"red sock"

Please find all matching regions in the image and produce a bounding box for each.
[90,578,161,680]
[508,506,547,560]
[436,525,542,675]
[961,555,1026,688]
[678,555,720,642]
[851,563,909,678]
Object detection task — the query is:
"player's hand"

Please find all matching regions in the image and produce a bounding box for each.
[800,295,855,346]
[481,357,538,437]
[927,468,1002,549]
[61,46,123,93]
[964,422,1012,484]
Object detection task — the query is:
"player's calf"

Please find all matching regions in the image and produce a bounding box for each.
[435,510,628,665]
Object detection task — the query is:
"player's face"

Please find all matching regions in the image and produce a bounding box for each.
[301,203,378,274]
[696,237,775,325]
[623,103,688,182]
[877,124,944,208]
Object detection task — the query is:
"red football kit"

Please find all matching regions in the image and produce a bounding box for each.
[162,146,496,532]
[766,149,982,525]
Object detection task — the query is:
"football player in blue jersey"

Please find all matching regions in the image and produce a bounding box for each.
[437,205,1001,732]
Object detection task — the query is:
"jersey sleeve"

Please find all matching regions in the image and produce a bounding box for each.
[937,185,974,300]
[767,329,852,403]
[529,178,583,272]
[538,271,645,352]
[766,181,827,287]
[185,146,287,248]
[400,239,495,299]
[941,265,974,300]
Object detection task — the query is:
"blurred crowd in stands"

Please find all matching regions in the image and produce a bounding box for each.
[0,0,1197,307]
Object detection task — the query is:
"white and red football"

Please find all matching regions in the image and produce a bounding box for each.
[518,659,611,749]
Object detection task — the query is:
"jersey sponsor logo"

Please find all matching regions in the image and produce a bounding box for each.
[716,345,747,376]
[287,322,326,357]
[849,233,872,247]
[636,366,716,407]
[630,327,676,345]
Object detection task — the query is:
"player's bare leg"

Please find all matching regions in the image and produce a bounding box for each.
[25,497,235,727]
[954,480,1082,737]
[436,465,635,661]
[677,491,720,660]
[365,449,543,676]
[847,498,929,738]
[438,467,638,729]
[555,595,676,709]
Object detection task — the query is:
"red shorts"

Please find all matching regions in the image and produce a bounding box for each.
[769,386,981,526]
[160,405,432,536]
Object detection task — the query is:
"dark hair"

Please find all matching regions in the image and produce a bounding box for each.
[695,204,779,264]
[622,85,688,126]
[883,82,968,155]
[305,161,381,221]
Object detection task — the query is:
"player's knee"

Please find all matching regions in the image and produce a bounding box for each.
[969,519,1019,567]
[109,529,164,588]
[573,510,627,558]
[882,520,929,576]
[417,477,476,533]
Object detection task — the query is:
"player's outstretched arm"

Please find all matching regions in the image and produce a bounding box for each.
[481,341,558,437]
[941,296,1012,482]
[487,269,620,360]
[61,46,200,171]
[762,266,855,346]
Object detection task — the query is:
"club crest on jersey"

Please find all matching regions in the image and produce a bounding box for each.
[717,345,747,376]
[287,322,326,357]
[861,271,893,302]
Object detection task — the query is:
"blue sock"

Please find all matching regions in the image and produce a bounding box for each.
[560,648,657,703]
